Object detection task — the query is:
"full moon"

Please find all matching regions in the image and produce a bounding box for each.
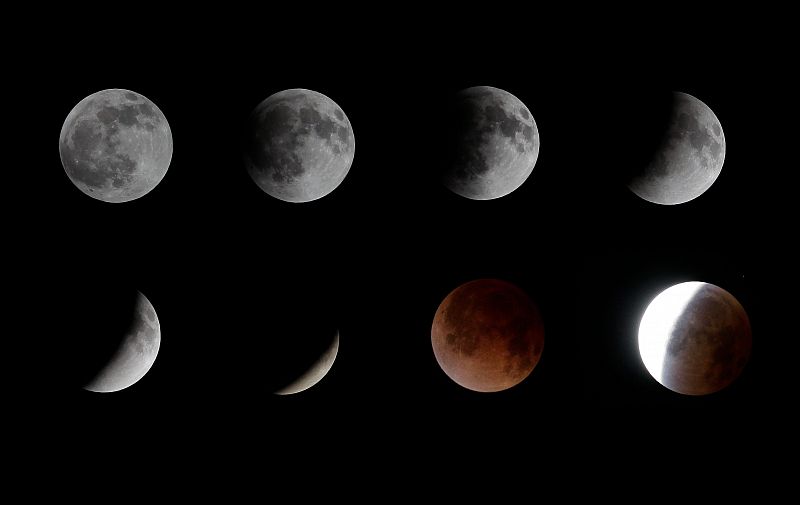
[431,279,544,392]
[638,281,751,395]
[443,86,539,200]
[84,291,161,393]
[628,92,725,205]
[244,89,355,203]
[59,89,172,202]
[275,331,339,395]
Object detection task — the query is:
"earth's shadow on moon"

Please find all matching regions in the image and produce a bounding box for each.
[266,312,339,395]
[437,88,519,199]
[413,87,468,203]
[659,284,751,396]
[234,280,340,395]
[614,90,677,190]
[431,278,544,393]
[423,265,563,403]
[61,286,142,389]
[582,245,755,407]
[241,89,354,203]
[418,85,541,205]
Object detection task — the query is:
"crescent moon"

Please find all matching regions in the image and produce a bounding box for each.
[83,291,161,393]
[274,331,339,395]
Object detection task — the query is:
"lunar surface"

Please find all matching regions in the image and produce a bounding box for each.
[628,92,725,205]
[244,89,355,202]
[431,279,544,392]
[443,86,539,200]
[638,282,751,395]
[59,89,173,202]
[275,331,339,395]
[84,291,161,393]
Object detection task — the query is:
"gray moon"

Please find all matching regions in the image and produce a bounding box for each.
[628,92,725,205]
[59,89,173,203]
[244,89,355,203]
[638,282,751,396]
[275,331,339,395]
[84,291,161,393]
[444,86,539,200]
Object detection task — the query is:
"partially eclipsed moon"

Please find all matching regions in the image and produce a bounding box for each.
[244,89,355,203]
[628,92,725,205]
[638,281,751,395]
[274,331,339,395]
[443,86,539,200]
[84,291,161,393]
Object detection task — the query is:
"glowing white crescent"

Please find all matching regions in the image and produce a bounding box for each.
[638,282,704,384]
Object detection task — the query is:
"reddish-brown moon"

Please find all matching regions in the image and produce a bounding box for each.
[431,279,545,392]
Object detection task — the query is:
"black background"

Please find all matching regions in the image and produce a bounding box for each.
[10,7,791,473]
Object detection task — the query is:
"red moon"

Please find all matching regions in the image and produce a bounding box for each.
[431,279,544,392]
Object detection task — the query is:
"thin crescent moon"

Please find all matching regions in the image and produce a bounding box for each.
[274,331,339,395]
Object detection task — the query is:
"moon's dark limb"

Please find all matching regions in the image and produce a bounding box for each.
[83,291,161,393]
[431,279,544,392]
[243,89,355,203]
[660,284,751,395]
[59,89,172,203]
[628,92,725,205]
[443,86,539,200]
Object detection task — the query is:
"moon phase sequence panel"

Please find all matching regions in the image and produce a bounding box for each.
[59,87,725,205]
[58,86,749,397]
